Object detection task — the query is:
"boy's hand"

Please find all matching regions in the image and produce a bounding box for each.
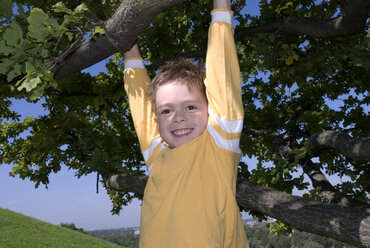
[124,43,141,58]
[213,0,231,9]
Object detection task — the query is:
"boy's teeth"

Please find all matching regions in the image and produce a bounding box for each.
[173,129,191,136]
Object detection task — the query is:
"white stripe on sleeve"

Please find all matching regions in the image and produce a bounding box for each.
[124,59,145,71]
[207,124,241,153]
[208,107,243,133]
[142,137,162,163]
[211,11,233,24]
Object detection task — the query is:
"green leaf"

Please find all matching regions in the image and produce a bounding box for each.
[7,63,22,81]
[0,0,12,20]
[18,76,41,92]
[28,8,48,27]
[25,61,36,75]
[0,59,12,74]
[64,15,79,24]
[74,3,88,14]
[285,56,293,65]
[0,40,15,56]
[29,87,44,101]
[3,21,23,47]
[65,32,74,41]
[40,69,52,81]
[40,48,49,58]
[93,26,105,35]
[27,8,49,41]
[52,2,71,14]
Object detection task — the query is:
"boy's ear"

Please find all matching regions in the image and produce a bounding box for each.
[154,117,158,125]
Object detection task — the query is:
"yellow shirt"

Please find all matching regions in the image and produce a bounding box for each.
[124,9,249,248]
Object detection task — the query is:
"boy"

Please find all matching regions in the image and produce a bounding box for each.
[124,0,249,247]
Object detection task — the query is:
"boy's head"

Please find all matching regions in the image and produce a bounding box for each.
[149,58,208,148]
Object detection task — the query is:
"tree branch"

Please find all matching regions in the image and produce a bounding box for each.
[309,130,370,162]
[52,0,188,80]
[236,0,370,39]
[102,173,370,247]
[236,179,370,248]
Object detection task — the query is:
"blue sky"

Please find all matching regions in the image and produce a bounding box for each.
[0,1,263,230]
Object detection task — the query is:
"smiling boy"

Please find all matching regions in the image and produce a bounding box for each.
[123,0,249,247]
[150,59,209,148]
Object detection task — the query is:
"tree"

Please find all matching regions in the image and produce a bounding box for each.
[0,0,369,247]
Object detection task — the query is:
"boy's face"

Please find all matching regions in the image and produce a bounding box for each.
[154,81,208,148]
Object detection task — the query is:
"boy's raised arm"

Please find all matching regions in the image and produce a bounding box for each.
[205,0,244,153]
[123,44,160,168]
[124,43,141,58]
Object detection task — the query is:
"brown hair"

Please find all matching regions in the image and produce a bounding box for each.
[148,58,206,112]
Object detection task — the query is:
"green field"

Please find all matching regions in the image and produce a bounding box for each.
[0,208,123,248]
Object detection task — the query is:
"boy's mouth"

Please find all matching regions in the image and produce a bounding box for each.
[171,128,193,137]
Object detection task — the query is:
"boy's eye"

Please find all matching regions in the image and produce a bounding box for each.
[161,109,171,115]
[186,106,196,111]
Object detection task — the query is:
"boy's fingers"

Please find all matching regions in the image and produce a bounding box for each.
[213,0,231,10]
[124,43,141,58]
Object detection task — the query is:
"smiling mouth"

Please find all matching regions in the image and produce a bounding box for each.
[171,128,193,137]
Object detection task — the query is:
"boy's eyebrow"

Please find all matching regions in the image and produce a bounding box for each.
[156,103,172,110]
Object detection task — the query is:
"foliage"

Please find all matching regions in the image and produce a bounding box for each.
[89,228,140,248]
[60,222,86,233]
[0,0,105,100]
[0,0,369,239]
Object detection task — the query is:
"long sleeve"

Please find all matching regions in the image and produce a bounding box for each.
[124,58,161,168]
[205,9,244,154]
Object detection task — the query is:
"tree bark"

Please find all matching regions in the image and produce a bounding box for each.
[103,173,370,247]
[309,130,370,162]
[50,0,370,80]
[236,179,370,248]
[52,0,188,80]
[236,0,370,38]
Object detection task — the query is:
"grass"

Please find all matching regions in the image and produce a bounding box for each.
[0,208,123,248]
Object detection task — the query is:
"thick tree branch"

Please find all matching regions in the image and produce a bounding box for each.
[103,173,148,196]
[236,0,370,39]
[52,0,188,80]
[309,130,370,162]
[236,179,370,248]
[103,173,370,247]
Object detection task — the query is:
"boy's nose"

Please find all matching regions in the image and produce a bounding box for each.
[173,111,186,123]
